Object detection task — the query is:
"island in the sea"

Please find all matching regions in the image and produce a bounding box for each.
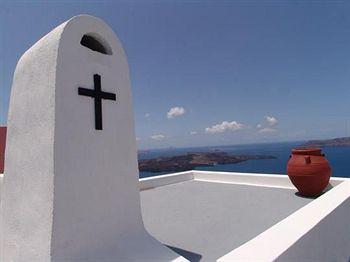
[302,137,350,147]
[138,152,277,173]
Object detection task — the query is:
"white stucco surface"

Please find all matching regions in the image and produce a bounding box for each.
[217,179,350,261]
[139,171,350,261]
[276,180,350,261]
[141,178,313,261]
[0,15,182,261]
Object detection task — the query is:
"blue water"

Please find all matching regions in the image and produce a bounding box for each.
[138,141,350,179]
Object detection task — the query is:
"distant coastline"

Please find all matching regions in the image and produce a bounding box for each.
[138,152,276,173]
[138,142,350,178]
[301,137,350,148]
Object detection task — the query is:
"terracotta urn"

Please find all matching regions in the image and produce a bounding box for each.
[287,148,331,197]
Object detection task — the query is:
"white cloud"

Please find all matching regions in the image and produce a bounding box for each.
[257,115,279,134]
[258,127,277,133]
[150,134,165,141]
[167,106,185,119]
[205,121,245,134]
[265,116,278,126]
[136,137,141,141]
[145,113,150,118]
[190,131,197,135]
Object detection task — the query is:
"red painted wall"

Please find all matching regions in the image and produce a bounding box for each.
[0,127,6,173]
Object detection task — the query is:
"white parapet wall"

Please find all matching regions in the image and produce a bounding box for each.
[218,179,350,261]
[193,170,296,189]
[276,182,350,261]
[140,170,345,190]
[140,171,194,191]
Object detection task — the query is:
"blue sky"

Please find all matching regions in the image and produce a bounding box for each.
[1,1,350,149]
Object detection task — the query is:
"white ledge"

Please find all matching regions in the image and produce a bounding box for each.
[140,171,194,191]
[140,170,346,190]
[218,179,350,261]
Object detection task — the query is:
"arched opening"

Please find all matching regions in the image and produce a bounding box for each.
[80,33,112,55]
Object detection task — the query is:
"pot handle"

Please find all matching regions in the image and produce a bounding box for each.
[304,156,311,164]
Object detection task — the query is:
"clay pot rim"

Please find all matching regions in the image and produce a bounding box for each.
[292,147,322,155]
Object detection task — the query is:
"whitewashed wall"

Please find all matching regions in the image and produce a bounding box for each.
[218,179,350,261]
[277,187,350,261]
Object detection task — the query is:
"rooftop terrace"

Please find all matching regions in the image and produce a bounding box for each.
[139,170,350,261]
[141,179,311,261]
[0,170,349,261]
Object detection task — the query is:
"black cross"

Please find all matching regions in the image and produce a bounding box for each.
[78,74,116,130]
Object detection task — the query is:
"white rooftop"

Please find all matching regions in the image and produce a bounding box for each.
[0,170,349,261]
[140,171,350,261]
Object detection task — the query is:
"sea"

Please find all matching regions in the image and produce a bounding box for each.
[138,141,350,179]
